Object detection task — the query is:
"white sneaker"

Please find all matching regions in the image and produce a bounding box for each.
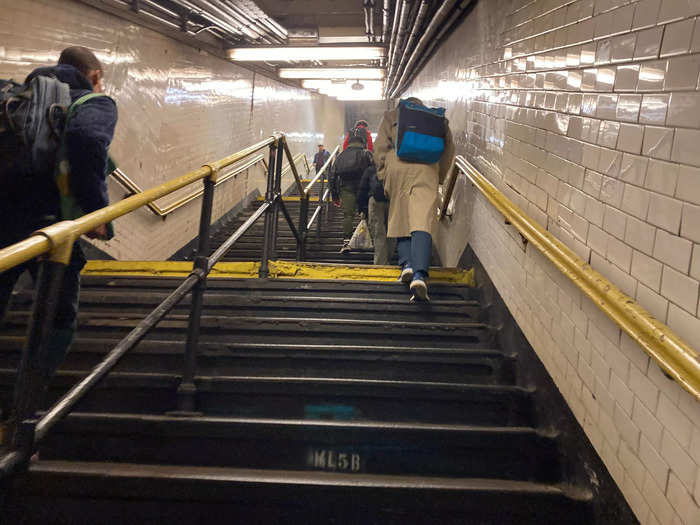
[339,240,351,254]
[409,278,430,302]
[399,267,414,283]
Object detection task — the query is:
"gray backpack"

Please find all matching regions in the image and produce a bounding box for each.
[0,75,71,192]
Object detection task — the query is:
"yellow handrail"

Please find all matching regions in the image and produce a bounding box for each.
[111,154,266,218]
[446,155,700,400]
[0,135,281,273]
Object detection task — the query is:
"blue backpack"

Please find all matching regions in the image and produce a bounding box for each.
[395,99,446,164]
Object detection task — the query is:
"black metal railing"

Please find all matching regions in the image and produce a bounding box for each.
[0,133,333,477]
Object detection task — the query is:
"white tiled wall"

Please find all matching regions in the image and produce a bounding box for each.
[0,0,345,260]
[407,0,700,522]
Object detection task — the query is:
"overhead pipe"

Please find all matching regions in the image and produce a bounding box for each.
[399,0,473,93]
[363,0,376,42]
[389,0,460,98]
[385,0,401,72]
[382,0,391,43]
[222,0,285,44]
[216,0,275,43]
[386,0,413,91]
[168,0,246,38]
[387,0,429,93]
[228,0,288,43]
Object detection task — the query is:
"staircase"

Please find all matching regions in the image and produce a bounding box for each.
[0,175,635,523]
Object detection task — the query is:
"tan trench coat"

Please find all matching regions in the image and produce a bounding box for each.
[374,108,454,238]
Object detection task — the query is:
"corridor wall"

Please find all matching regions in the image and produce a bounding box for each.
[0,0,345,260]
[405,1,700,523]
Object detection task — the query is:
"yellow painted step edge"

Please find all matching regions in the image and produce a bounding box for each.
[83,260,475,286]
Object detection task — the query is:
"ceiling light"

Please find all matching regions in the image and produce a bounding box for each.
[279,68,385,80]
[302,79,384,90]
[229,47,384,62]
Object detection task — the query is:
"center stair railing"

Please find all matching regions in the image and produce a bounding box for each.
[0,134,331,477]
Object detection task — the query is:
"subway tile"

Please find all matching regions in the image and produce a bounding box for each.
[658,0,700,24]
[596,66,616,91]
[604,203,628,239]
[692,18,700,52]
[598,121,620,148]
[666,92,700,128]
[585,194,606,226]
[692,244,700,280]
[611,33,637,62]
[625,215,657,255]
[620,153,649,186]
[598,148,622,176]
[581,117,601,142]
[671,128,700,167]
[581,42,597,65]
[610,371,634,415]
[615,401,641,451]
[596,38,613,64]
[680,203,700,243]
[637,60,668,91]
[615,64,640,92]
[667,302,700,348]
[629,362,660,412]
[643,472,676,525]
[639,94,669,125]
[617,94,642,122]
[618,123,645,154]
[654,229,693,273]
[636,282,670,321]
[660,18,695,57]
[582,94,598,116]
[634,26,664,60]
[631,250,663,291]
[639,434,671,490]
[622,184,652,219]
[647,193,683,232]
[633,0,662,30]
[675,165,700,205]
[645,158,679,196]
[642,127,674,161]
[663,263,700,317]
[660,429,697,489]
[664,55,700,91]
[666,473,700,525]
[607,236,633,271]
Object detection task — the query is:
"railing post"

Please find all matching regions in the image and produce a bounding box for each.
[9,234,75,461]
[271,140,284,260]
[259,141,277,278]
[175,169,215,414]
[297,195,309,261]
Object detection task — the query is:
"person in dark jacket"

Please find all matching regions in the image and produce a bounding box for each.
[0,46,118,380]
[357,165,395,265]
[312,144,330,173]
[342,120,373,152]
[329,132,374,253]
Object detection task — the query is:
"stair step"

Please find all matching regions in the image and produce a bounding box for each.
[8,461,592,524]
[0,372,534,426]
[40,413,560,481]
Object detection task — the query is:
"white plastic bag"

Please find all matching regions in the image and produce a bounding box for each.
[349,218,374,250]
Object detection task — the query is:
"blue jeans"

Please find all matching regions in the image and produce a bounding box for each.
[397,231,431,281]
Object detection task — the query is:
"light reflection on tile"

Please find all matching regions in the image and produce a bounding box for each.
[637,60,667,91]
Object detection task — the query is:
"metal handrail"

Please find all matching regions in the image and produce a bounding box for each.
[444,155,700,400]
[0,133,316,477]
[111,154,266,218]
[303,145,339,196]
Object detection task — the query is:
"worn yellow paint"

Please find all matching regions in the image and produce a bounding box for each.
[82,260,475,285]
[257,196,320,202]
[83,260,260,278]
[301,179,329,184]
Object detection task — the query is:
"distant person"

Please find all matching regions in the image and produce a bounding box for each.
[0,46,118,383]
[374,97,454,302]
[312,144,330,173]
[357,165,395,265]
[329,128,374,254]
[343,120,373,152]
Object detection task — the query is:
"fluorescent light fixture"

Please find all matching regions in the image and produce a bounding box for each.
[229,46,384,62]
[279,68,385,80]
[302,79,384,90]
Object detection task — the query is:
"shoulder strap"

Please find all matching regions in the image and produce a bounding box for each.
[65,92,112,122]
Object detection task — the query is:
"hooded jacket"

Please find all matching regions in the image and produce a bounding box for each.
[2,64,117,234]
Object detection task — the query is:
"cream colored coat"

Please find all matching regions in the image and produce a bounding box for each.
[374,108,455,238]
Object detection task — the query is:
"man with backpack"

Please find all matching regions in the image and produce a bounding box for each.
[357,165,395,265]
[342,120,374,152]
[374,97,454,302]
[329,129,374,254]
[0,46,118,382]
